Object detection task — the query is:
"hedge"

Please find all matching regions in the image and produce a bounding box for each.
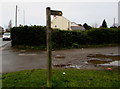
[11,26,119,49]
[11,26,46,47]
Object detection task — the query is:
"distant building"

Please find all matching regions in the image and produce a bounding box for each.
[71,22,85,30]
[112,23,118,27]
[0,26,4,32]
[51,16,85,31]
[118,1,120,26]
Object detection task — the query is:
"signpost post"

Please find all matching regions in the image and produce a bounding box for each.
[46,7,62,88]
[46,7,52,88]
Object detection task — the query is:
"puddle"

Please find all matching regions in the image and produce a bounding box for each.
[87,60,112,64]
[87,54,120,61]
[55,54,65,58]
[98,61,120,66]
[87,54,120,66]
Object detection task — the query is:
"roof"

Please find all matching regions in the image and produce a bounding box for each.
[52,16,71,23]
[71,26,85,30]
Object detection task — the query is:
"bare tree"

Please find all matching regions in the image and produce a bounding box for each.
[8,20,12,29]
[6,20,12,32]
[92,23,99,28]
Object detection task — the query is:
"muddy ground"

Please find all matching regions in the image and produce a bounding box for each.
[52,46,119,70]
[2,44,119,73]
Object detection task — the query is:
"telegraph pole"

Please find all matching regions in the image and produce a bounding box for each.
[114,18,115,27]
[46,7,52,88]
[23,10,25,25]
[15,5,18,27]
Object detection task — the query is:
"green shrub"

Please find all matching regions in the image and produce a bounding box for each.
[72,43,79,48]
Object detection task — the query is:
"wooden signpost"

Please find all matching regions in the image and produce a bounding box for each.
[46,7,62,87]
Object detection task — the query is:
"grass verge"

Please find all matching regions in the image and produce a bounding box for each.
[2,69,120,88]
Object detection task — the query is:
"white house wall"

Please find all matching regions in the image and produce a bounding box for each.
[51,16,85,30]
[51,16,72,30]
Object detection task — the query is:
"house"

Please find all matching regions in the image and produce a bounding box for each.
[51,16,85,31]
[71,22,85,30]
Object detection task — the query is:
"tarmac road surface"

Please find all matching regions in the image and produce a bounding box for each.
[2,43,47,74]
[1,42,119,74]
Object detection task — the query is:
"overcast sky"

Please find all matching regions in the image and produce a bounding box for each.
[0,0,119,28]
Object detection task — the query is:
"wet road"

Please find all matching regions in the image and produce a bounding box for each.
[2,43,47,74]
[1,42,119,74]
[0,38,11,74]
[0,38,11,47]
